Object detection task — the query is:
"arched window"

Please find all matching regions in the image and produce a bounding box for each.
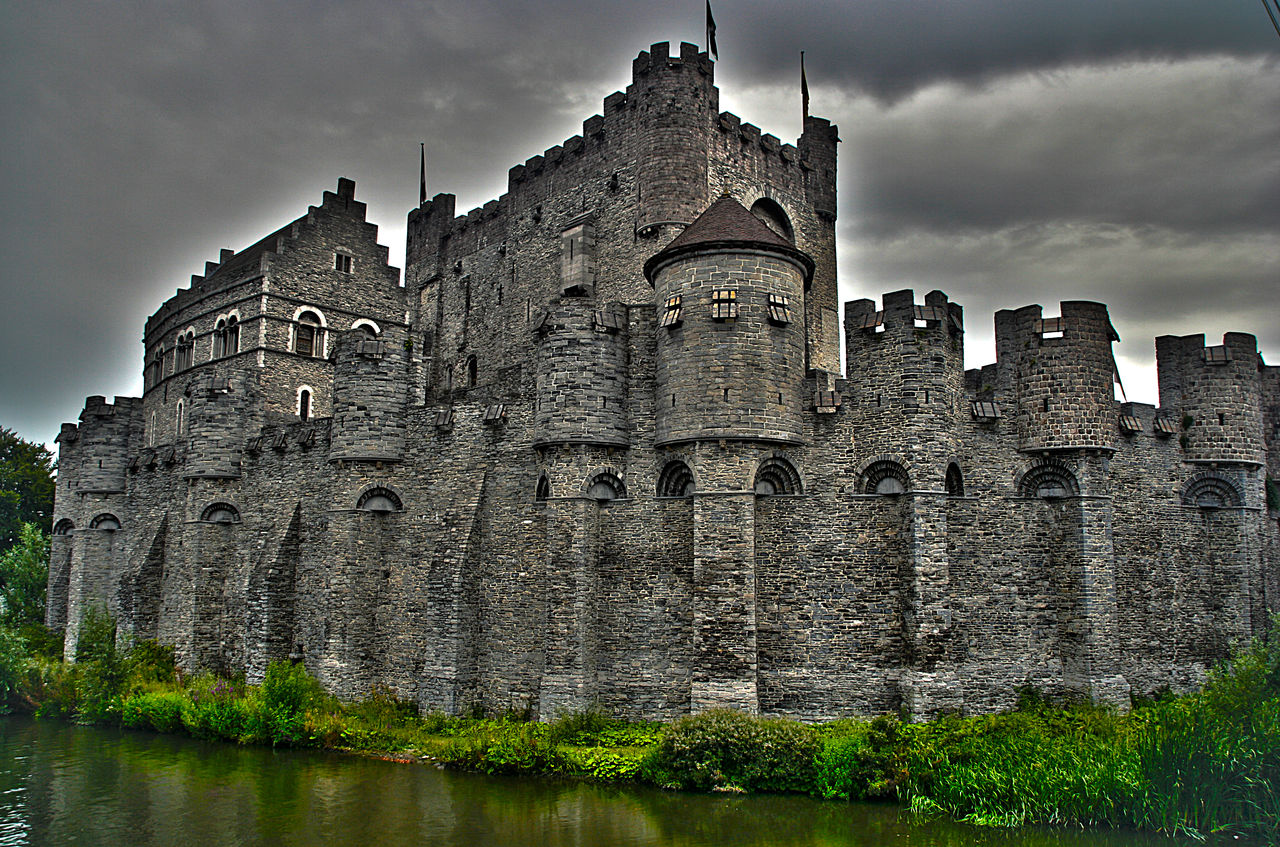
[1018,461,1079,499]
[200,502,240,524]
[1181,473,1243,509]
[53,518,75,535]
[297,387,313,422]
[175,400,185,436]
[755,456,802,496]
[864,460,909,495]
[585,470,625,502]
[212,318,226,358]
[176,331,195,371]
[750,198,795,243]
[90,513,121,531]
[535,474,551,502]
[224,315,239,355]
[657,460,695,497]
[295,311,324,357]
[352,320,379,340]
[467,355,478,387]
[945,463,964,497]
[357,487,403,513]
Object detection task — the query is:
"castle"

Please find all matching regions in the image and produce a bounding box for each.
[46,42,1279,721]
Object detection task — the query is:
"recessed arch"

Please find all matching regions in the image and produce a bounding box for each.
[945,463,964,497]
[755,456,802,496]
[200,502,241,524]
[535,473,551,502]
[357,486,403,513]
[351,318,380,339]
[53,518,75,535]
[466,354,478,387]
[1181,473,1243,509]
[584,469,625,502]
[1017,460,1079,499]
[90,513,121,531]
[750,197,794,243]
[862,459,909,495]
[657,460,695,497]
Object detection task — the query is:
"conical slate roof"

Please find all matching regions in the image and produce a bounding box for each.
[643,195,815,285]
[663,195,792,251]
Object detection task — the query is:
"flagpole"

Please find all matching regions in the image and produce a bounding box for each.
[705,1,717,60]
[801,51,809,122]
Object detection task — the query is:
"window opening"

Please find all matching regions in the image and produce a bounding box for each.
[296,311,323,357]
[712,289,738,321]
[299,389,311,421]
[660,295,683,328]
[334,252,353,273]
[467,355,478,387]
[767,294,792,325]
[535,474,551,502]
[945,463,964,497]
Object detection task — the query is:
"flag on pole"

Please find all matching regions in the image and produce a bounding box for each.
[801,51,810,119]
[706,2,717,59]
[419,142,427,205]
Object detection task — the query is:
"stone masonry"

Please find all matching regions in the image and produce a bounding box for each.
[48,42,1279,721]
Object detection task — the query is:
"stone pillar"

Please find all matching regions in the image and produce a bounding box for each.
[690,490,758,713]
[1067,489,1129,706]
[540,495,597,716]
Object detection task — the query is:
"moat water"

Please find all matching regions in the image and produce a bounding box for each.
[0,715,1253,847]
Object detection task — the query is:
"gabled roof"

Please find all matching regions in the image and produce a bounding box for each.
[643,195,815,286]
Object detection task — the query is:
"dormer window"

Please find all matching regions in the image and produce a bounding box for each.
[335,252,353,273]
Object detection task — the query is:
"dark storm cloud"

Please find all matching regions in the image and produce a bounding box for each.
[1,0,1276,444]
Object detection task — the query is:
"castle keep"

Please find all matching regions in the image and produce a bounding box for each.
[47,43,1279,720]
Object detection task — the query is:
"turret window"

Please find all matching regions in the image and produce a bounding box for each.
[297,386,313,421]
[175,331,195,371]
[660,295,683,327]
[712,289,737,321]
[767,294,792,325]
[212,315,239,358]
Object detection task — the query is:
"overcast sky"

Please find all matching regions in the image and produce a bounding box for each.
[2,0,1276,449]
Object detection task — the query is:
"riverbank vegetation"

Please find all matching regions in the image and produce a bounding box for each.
[2,607,1275,842]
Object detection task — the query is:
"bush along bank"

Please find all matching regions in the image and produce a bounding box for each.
[4,610,1277,842]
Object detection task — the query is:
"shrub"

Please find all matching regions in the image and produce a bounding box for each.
[121,690,185,733]
[814,715,902,800]
[72,606,128,723]
[643,709,819,793]
[0,624,25,712]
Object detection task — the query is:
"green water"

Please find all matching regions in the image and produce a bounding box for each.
[0,715,1236,846]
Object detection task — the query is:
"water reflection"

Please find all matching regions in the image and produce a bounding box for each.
[0,716,1233,847]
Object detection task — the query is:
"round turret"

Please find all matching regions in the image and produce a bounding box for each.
[646,195,813,446]
[329,329,407,462]
[1156,332,1265,465]
[534,297,629,447]
[995,301,1119,452]
[632,42,715,237]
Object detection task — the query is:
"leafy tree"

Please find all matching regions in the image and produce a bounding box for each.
[0,523,49,627]
[0,427,56,548]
